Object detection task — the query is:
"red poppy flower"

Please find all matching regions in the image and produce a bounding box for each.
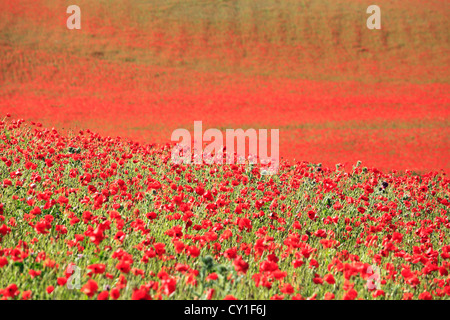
[87,263,106,274]
[81,280,98,298]
[324,292,335,300]
[97,291,109,300]
[132,288,152,300]
[343,289,357,300]
[110,288,120,300]
[324,274,336,284]
[116,261,131,274]
[233,256,249,274]
[418,291,432,300]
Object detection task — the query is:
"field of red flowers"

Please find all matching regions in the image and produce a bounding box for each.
[0,117,449,300]
[0,0,449,301]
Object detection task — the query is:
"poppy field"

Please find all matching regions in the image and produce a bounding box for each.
[0,0,449,301]
[0,117,449,300]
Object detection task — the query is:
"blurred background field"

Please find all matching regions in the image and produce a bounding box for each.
[0,0,449,172]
